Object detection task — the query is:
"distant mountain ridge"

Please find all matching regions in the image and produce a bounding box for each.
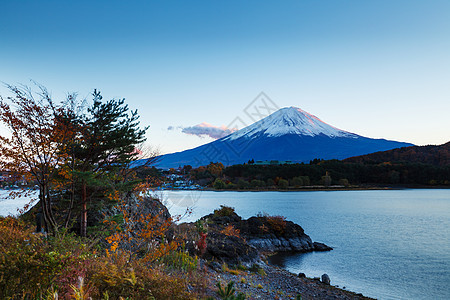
[146,107,414,168]
[344,141,450,166]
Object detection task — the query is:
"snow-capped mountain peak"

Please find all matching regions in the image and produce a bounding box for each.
[225,106,356,140]
[152,105,413,168]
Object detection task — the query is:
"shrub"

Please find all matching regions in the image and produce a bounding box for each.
[70,276,93,300]
[339,178,350,187]
[220,224,241,239]
[265,215,287,234]
[250,179,265,188]
[277,179,289,189]
[237,264,247,271]
[104,191,178,264]
[216,281,246,299]
[214,205,236,217]
[0,217,46,298]
[237,179,249,189]
[221,263,241,275]
[301,176,310,186]
[249,264,266,276]
[88,254,189,299]
[195,219,208,234]
[213,178,226,189]
[226,182,236,189]
[196,232,208,256]
[0,217,93,299]
[160,250,198,272]
[291,176,303,187]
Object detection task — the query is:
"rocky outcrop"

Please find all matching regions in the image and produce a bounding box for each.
[101,194,171,225]
[247,236,314,252]
[192,207,332,265]
[203,231,259,266]
[174,221,260,266]
[228,215,332,253]
[313,242,333,251]
[125,194,171,222]
[235,216,318,252]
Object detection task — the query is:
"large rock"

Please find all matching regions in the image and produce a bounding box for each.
[247,236,314,252]
[144,197,170,222]
[195,209,332,264]
[313,242,333,251]
[234,216,330,253]
[126,194,171,221]
[204,231,259,266]
[98,194,172,239]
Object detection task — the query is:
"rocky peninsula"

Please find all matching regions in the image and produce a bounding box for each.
[168,204,372,299]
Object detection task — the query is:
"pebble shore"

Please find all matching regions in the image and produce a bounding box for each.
[202,261,374,300]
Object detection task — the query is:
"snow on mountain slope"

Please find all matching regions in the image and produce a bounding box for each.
[140,106,414,168]
[224,107,356,140]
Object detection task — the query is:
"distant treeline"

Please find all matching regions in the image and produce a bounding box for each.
[221,160,450,187]
[213,141,450,188]
[345,142,450,167]
[138,142,450,189]
[181,159,450,189]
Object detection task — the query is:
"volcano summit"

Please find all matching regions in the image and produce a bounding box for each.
[153,107,413,168]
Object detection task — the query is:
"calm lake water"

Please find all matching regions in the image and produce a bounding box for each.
[2,189,449,299]
[0,190,38,216]
[166,189,450,300]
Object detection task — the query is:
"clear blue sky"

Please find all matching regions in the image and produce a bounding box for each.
[1,0,449,154]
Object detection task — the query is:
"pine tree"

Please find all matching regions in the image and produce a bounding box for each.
[71,90,147,236]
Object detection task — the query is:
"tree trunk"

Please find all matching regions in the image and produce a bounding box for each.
[40,183,58,234]
[64,179,75,229]
[39,191,48,233]
[81,181,87,237]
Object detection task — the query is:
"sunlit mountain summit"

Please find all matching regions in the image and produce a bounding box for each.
[152,107,414,168]
[224,107,356,140]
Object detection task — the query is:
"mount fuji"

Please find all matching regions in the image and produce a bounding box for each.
[153,107,414,168]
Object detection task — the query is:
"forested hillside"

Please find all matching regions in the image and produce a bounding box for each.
[185,142,450,188]
[344,142,450,166]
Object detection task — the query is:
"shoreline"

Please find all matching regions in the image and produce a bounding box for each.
[203,258,375,300]
[165,185,449,192]
[192,206,374,299]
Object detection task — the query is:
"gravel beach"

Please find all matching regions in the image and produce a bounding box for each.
[202,260,374,300]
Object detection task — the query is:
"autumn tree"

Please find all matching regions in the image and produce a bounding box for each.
[0,84,76,234]
[206,162,224,178]
[0,84,149,236]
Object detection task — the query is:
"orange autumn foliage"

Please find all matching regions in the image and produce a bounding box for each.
[104,183,179,263]
[0,84,79,233]
[220,224,242,239]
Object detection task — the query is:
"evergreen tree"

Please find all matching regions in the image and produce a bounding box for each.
[69,90,147,236]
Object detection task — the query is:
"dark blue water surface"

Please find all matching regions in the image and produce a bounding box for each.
[166,189,450,300]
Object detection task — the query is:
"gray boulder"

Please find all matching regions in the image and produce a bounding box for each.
[321,273,331,285]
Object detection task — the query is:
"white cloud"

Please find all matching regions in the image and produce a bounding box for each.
[180,122,237,139]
